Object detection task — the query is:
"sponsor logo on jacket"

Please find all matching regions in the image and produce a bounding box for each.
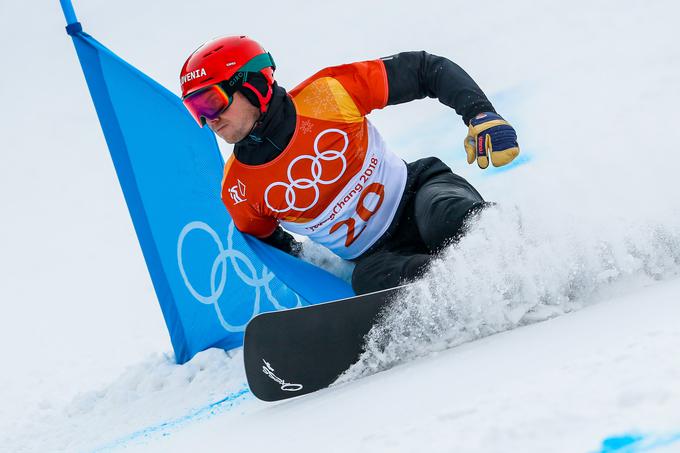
[229,179,247,205]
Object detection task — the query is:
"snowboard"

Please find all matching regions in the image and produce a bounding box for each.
[243,284,407,402]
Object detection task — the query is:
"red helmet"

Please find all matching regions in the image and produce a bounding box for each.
[180,35,276,113]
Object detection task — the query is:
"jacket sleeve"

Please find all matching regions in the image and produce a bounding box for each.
[381,51,495,125]
[294,59,389,117]
[225,201,301,257]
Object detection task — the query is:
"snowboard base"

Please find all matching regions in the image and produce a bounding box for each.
[243,285,406,401]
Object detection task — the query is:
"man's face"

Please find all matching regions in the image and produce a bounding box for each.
[206,91,260,144]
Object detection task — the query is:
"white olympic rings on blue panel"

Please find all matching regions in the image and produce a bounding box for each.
[177,221,302,332]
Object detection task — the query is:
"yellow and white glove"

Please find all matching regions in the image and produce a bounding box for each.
[464,112,520,169]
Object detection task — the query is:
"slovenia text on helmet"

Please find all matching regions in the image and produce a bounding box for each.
[179,35,276,117]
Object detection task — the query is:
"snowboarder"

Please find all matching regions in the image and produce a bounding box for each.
[179,36,520,294]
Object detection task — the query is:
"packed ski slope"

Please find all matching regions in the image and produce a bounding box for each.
[94,279,680,453]
[1,1,679,452]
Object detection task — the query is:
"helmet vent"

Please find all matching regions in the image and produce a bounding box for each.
[202,45,223,58]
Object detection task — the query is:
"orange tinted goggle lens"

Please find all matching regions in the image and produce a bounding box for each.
[182,84,233,127]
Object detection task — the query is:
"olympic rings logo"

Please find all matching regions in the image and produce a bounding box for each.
[264,128,349,213]
[177,220,302,332]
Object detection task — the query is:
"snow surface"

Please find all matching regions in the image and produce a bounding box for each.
[1,1,679,452]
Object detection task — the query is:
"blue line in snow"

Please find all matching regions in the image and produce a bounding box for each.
[478,154,532,176]
[594,431,680,452]
[87,386,251,452]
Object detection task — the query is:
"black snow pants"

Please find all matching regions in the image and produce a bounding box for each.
[351,168,486,295]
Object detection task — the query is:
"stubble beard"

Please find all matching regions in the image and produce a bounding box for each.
[220,112,259,144]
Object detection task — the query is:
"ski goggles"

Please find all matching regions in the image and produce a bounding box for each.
[182,82,234,127]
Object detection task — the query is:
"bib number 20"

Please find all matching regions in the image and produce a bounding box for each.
[329,182,385,247]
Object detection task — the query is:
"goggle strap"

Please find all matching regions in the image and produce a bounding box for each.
[225,53,275,87]
[242,81,273,114]
[239,52,276,73]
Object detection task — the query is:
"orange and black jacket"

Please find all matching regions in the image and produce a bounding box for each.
[234,51,496,255]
